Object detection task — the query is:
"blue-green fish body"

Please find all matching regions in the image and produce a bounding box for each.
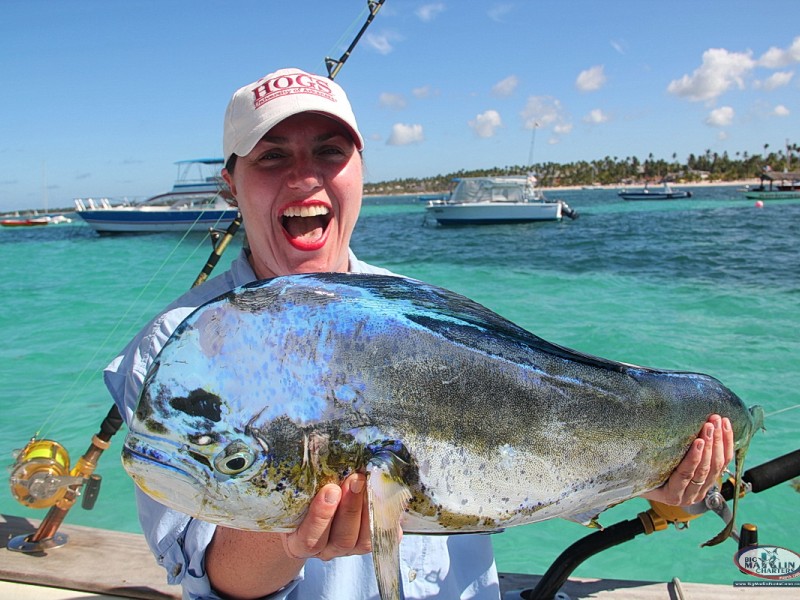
[123,273,762,600]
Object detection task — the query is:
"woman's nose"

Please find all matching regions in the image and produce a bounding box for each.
[287,157,322,192]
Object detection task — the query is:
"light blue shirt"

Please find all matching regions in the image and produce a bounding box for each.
[105,249,500,600]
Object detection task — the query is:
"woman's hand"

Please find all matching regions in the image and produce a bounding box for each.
[282,472,373,561]
[642,414,735,506]
[207,473,373,598]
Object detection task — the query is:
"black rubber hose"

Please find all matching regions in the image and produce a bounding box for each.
[521,517,645,600]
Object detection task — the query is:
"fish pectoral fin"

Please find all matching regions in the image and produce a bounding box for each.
[366,457,412,600]
[702,446,748,547]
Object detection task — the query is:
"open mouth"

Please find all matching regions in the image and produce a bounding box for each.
[281,204,332,249]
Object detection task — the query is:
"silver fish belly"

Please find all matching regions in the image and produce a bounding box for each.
[123,273,762,600]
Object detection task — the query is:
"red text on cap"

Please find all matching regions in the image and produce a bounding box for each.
[252,73,334,108]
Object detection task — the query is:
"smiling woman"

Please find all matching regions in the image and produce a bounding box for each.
[220,68,365,278]
[104,67,501,600]
[224,112,363,273]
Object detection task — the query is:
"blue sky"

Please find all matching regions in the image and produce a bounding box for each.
[1,1,798,212]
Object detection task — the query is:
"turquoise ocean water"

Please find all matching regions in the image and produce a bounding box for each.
[1,186,798,586]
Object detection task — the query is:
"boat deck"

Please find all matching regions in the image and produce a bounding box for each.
[2,515,794,599]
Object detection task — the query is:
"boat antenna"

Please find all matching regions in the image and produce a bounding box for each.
[527,121,540,168]
[191,0,386,288]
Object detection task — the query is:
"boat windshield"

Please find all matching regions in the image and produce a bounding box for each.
[450,177,530,203]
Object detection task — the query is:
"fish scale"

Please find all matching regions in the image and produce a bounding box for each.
[122,272,762,600]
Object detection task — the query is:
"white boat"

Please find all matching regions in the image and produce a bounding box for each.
[744,171,800,200]
[74,159,238,234]
[618,182,692,201]
[425,175,576,225]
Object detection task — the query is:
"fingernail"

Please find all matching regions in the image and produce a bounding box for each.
[723,418,731,431]
[324,487,341,504]
[706,424,714,439]
[349,476,365,494]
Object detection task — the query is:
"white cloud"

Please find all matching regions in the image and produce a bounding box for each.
[667,48,755,102]
[756,70,794,90]
[758,36,800,68]
[365,31,402,55]
[412,86,433,98]
[583,108,609,124]
[553,123,573,135]
[387,123,424,145]
[576,65,607,92]
[610,39,626,55]
[706,106,735,127]
[379,92,407,110]
[491,75,519,97]
[469,110,503,138]
[520,96,569,131]
[416,3,445,22]
[773,104,790,117]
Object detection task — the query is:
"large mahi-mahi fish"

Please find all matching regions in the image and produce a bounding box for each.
[123,273,763,600]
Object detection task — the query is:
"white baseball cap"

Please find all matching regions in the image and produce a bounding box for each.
[223,68,364,164]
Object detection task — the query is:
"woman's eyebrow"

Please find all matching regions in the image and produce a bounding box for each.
[259,132,345,144]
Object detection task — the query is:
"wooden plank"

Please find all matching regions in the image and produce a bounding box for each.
[3,514,796,599]
[1,514,179,600]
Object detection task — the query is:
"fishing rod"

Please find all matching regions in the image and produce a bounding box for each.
[6,0,387,554]
[191,0,386,288]
[326,0,385,79]
[517,448,800,600]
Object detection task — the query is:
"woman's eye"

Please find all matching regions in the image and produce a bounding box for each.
[320,145,343,154]
[258,150,285,161]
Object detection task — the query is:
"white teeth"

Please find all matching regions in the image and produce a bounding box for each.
[282,205,330,218]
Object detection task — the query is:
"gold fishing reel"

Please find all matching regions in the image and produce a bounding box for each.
[640,472,750,539]
[7,429,111,553]
[9,438,99,510]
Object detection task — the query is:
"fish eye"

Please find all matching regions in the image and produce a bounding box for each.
[214,441,256,476]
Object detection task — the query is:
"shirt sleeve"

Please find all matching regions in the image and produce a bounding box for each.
[103,252,263,599]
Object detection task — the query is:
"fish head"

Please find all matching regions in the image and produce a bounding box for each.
[122,362,326,531]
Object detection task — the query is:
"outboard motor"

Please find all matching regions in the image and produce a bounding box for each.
[559,201,578,220]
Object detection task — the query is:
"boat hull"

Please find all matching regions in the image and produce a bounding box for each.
[618,192,692,201]
[1,219,50,227]
[426,201,562,225]
[75,208,238,233]
[744,190,800,200]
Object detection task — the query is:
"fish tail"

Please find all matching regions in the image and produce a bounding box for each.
[750,405,765,432]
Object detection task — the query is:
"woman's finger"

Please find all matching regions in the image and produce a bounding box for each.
[285,483,341,559]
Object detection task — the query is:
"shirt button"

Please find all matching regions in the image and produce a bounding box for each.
[408,569,417,582]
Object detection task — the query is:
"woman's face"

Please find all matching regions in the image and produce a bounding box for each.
[222,112,363,279]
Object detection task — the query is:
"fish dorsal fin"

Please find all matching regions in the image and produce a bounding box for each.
[366,454,412,600]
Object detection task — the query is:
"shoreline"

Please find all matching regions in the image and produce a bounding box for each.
[1,180,761,217]
[542,178,760,192]
[362,178,760,199]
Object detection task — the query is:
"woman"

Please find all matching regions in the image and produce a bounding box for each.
[106,68,734,600]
